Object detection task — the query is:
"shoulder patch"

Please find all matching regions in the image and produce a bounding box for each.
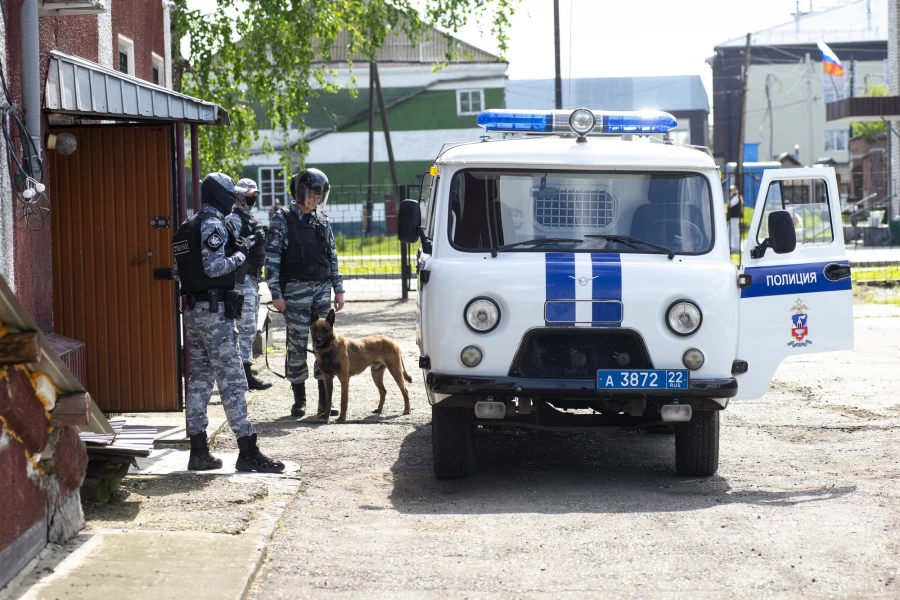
[267,229,275,242]
[205,232,225,250]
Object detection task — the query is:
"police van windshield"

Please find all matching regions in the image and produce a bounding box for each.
[448,170,714,254]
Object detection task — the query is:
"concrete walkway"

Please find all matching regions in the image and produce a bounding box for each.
[2,454,300,600]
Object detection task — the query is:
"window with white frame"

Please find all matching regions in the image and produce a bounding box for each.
[457,89,484,115]
[823,129,848,152]
[118,35,135,77]
[258,167,288,208]
[151,53,164,86]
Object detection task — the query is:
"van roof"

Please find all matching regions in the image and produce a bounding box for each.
[437,136,719,171]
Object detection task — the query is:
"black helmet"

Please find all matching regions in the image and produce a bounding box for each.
[290,168,330,208]
[201,172,247,214]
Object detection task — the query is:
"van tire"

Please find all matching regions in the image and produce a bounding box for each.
[432,405,476,479]
[675,410,719,476]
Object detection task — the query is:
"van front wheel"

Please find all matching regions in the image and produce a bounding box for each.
[674,410,720,476]
[432,405,476,479]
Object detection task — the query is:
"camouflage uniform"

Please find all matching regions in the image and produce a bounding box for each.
[177,203,253,438]
[265,204,344,384]
[226,209,262,364]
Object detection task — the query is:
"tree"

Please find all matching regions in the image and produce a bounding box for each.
[851,84,888,140]
[171,0,518,174]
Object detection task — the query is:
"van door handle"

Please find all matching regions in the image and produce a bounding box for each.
[824,263,851,281]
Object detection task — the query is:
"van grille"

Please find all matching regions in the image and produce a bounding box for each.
[510,329,653,379]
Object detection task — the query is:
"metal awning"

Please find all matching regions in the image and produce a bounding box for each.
[826,96,900,124]
[45,51,230,125]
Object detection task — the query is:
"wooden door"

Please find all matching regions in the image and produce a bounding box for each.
[50,125,179,412]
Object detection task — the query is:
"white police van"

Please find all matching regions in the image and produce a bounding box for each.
[397,108,853,479]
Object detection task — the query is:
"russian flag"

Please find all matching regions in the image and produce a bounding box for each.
[817,40,844,77]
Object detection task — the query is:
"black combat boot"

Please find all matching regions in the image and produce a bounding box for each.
[291,383,306,417]
[187,432,223,471]
[244,363,273,391]
[235,433,285,473]
[317,379,338,417]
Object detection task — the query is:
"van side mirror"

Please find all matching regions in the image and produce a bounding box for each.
[397,199,432,252]
[398,199,421,243]
[751,210,797,258]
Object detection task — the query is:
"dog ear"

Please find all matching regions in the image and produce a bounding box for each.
[311,306,319,322]
[326,309,335,326]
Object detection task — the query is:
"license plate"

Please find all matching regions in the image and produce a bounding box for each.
[596,369,689,390]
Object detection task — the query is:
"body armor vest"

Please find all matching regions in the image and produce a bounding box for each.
[172,212,248,294]
[232,209,267,268]
[280,207,332,282]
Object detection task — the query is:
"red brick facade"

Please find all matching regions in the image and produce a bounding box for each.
[2,0,166,334]
[849,133,888,204]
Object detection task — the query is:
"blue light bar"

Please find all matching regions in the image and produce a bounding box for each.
[601,111,678,134]
[476,109,677,135]
[476,110,553,132]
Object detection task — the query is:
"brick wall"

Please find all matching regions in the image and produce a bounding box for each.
[0,365,88,589]
[3,0,101,334]
[111,0,166,83]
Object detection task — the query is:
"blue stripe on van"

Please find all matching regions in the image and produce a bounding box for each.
[545,253,575,326]
[591,254,623,327]
[740,260,852,298]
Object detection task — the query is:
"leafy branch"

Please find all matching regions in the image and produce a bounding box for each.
[171,0,518,175]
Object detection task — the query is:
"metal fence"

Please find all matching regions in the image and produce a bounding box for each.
[327,183,420,299]
[724,166,898,250]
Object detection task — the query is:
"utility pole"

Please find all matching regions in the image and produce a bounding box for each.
[765,74,774,160]
[367,61,375,239]
[805,52,815,166]
[735,33,751,211]
[554,0,562,109]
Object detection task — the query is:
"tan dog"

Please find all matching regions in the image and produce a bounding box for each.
[310,307,412,421]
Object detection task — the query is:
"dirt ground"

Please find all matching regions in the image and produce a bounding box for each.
[73,298,900,599]
[222,299,900,599]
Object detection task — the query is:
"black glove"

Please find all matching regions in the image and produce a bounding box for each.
[235,235,257,253]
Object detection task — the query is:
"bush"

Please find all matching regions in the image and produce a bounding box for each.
[334,231,346,252]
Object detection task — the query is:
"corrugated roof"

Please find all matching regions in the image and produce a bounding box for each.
[506,76,709,113]
[45,51,229,124]
[317,27,502,64]
[716,0,887,48]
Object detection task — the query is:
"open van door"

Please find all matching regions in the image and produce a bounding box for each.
[735,167,853,400]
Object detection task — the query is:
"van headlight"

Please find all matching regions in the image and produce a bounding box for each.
[465,297,501,333]
[666,300,702,336]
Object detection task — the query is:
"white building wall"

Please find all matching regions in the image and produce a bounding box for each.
[745,60,886,165]
[0,12,14,290]
[98,4,112,69]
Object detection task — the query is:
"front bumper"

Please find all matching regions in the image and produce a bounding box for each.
[426,373,738,400]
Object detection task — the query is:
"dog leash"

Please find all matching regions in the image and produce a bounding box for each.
[264,302,315,380]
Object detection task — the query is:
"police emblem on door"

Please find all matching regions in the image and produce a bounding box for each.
[788,298,812,347]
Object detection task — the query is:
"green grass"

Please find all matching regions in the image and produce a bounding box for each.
[852,266,900,284]
[334,232,418,257]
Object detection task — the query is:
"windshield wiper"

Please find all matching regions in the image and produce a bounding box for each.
[490,237,583,258]
[585,235,675,260]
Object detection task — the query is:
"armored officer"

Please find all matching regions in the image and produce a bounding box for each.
[226,178,273,391]
[266,168,345,418]
[173,172,284,473]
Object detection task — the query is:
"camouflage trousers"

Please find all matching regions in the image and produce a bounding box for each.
[283,280,332,384]
[184,302,254,438]
[237,275,260,364]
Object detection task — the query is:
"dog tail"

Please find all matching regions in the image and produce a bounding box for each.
[402,356,412,383]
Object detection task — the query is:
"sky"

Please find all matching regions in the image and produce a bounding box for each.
[185,0,843,100]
